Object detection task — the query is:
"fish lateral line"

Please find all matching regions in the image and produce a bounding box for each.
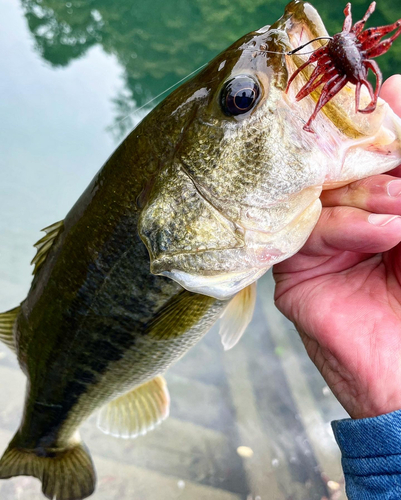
[34,401,63,409]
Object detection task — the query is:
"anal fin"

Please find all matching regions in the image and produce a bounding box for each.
[0,306,20,353]
[97,375,170,439]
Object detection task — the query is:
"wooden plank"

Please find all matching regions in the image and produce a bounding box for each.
[84,413,247,494]
[258,273,346,497]
[93,455,243,500]
[0,429,242,500]
[223,344,289,500]
[166,372,232,432]
[0,365,25,432]
[222,275,337,499]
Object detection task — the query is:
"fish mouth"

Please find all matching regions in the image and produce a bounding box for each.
[280,1,388,139]
[276,2,401,187]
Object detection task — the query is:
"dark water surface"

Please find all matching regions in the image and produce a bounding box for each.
[1,0,400,498]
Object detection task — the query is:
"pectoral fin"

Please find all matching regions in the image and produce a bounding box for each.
[97,376,170,439]
[0,306,20,353]
[147,290,216,340]
[219,282,257,350]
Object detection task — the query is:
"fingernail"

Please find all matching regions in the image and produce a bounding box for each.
[387,180,401,197]
[368,214,401,226]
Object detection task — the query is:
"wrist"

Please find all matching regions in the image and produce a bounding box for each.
[333,388,401,420]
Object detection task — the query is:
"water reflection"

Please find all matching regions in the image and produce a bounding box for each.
[21,0,401,137]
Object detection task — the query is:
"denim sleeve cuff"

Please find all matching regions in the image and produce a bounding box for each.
[332,410,401,499]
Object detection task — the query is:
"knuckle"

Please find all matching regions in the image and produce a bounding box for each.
[346,178,370,194]
[321,206,345,224]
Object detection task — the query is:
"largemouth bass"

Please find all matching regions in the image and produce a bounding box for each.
[1,1,401,499]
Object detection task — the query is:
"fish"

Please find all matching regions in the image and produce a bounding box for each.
[1,1,401,499]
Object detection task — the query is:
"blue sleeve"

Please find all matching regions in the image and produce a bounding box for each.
[332,410,401,499]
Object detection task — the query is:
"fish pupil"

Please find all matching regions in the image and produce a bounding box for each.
[221,75,260,116]
[234,88,256,110]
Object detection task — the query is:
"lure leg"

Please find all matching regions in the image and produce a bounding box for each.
[355,81,362,112]
[295,55,331,88]
[352,2,376,36]
[364,24,401,58]
[285,45,328,93]
[303,75,348,133]
[342,3,353,33]
[359,20,401,48]
[358,60,382,113]
[296,65,336,101]
[357,78,375,113]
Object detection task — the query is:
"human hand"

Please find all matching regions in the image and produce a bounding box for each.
[273,75,401,420]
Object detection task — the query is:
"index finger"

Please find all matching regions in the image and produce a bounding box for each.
[381,75,401,177]
[380,75,401,117]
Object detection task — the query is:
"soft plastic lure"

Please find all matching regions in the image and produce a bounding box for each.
[286,2,401,132]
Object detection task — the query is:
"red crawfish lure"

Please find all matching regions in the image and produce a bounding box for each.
[286,2,401,132]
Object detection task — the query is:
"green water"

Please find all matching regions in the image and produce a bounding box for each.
[20,0,401,137]
[0,1,400,499]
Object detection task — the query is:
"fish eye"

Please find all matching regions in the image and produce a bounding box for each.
[220,75,260,116]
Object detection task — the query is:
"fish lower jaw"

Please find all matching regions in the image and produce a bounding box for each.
[159,268,269,300]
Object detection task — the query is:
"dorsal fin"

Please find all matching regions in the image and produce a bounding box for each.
[219,282,257,350]
[0,306,20,353]
[31,220,64,275]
